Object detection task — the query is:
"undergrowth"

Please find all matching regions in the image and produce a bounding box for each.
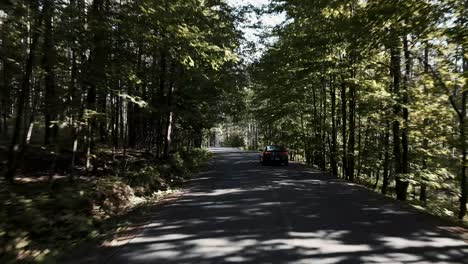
[0,148,211,263]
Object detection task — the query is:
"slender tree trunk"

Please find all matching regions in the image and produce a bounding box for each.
[98,90,107,143]
[85,0,106,156]
[458,3,467,217]
[321,78,327,171]
[43,0,58,145]
[382,121,391,194]
[127,85,135,147]
[390,38,406,200]
[347,82,356,182]
[419,179,427,204]
[85,122,92,171]
[70,126,80,182]
[330,76,338,176]
[373,140,383,190]
[374,170,380,190]
[5,3,43,182]
[341,81,347,179]
[300,113,309,165]
[1,59,11,137]
[119,95,124,146]
[311,86,318,165]
[420,43,430,204]
[459,52,467,220]
[459,110,467,219]
[398,35,411,200]
[156,50,167,157]
[163,66,176,158]
[357,119,370,178]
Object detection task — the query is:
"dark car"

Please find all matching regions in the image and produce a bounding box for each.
[260,145,289,166]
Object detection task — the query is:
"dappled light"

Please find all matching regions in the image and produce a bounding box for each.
[1,0,468,262]
[61,150,468,263]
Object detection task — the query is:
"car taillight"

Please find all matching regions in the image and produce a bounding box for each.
[280,152,288,155]
[264,151,272,155]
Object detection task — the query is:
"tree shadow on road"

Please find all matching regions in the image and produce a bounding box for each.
[64,151,468,264]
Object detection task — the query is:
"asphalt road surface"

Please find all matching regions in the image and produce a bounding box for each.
[70,148,468,264]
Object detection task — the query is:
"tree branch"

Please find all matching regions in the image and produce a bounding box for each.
[413,53,463,118]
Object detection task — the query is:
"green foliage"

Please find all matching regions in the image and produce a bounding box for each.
[246,0,467,220]
[180,148,212,172]
[223,134,245,148]
[2,0,239,261]
[0,147,211,263]
[125,166,167,196]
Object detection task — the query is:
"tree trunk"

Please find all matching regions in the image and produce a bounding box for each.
[163,66,176,158]
[420,43,430,205]
[43,0,58,145]
[5,2,43,183]
[70,126,80,181]
[85,0,106,155]
[341,81,347,179]
[321,78,327,171]
[156,49,167,157]
[458,52,467,220]
[330,75,338,176]
[373,170,380,190]
[1,58,11,137]
[347,81,356,182]
[382,121,391,194]
[357,119,370,178]
[398,35,411,201]
[390,38,406,200]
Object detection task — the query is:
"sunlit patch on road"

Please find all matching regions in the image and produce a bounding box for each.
[70,149,468,264]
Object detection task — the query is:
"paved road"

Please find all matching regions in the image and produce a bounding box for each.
[73,148,468,263]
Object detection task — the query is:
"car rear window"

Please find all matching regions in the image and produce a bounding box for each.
[266,146,286,151]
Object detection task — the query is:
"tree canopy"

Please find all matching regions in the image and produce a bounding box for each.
[248,0,467,220]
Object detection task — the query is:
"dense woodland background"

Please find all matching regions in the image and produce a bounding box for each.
[0,0,245,179]
[241,0,467,221]
[0,0,467,262]
[0,0,244,261]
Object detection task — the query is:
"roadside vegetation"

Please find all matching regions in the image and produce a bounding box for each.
[0,0,242,262]
[241,0,468,223]
[0,148,211,263]
[1,0,467,262]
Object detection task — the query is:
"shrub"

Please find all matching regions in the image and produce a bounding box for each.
[125,166,168,196]
[88,177,135,216]
[223,134,245,148]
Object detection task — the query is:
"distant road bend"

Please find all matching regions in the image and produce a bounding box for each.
[69,148,468,264]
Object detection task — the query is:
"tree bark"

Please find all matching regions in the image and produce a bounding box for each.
[155,49,167,157]
[43,0,58,145]
[347,81,356,182]
[1,58,11,137]
[398,34,411,201]
[459,51,467,220]
[341,81,347,179]
[163,65,176,158]
[390,37,406,200]
[330,75,338,176]
[5,1,43,182]
[321,78,327,171]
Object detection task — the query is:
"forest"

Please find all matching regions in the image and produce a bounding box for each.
[245,0,467,222]
[0,0,467,262]
[0,0,244,261]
